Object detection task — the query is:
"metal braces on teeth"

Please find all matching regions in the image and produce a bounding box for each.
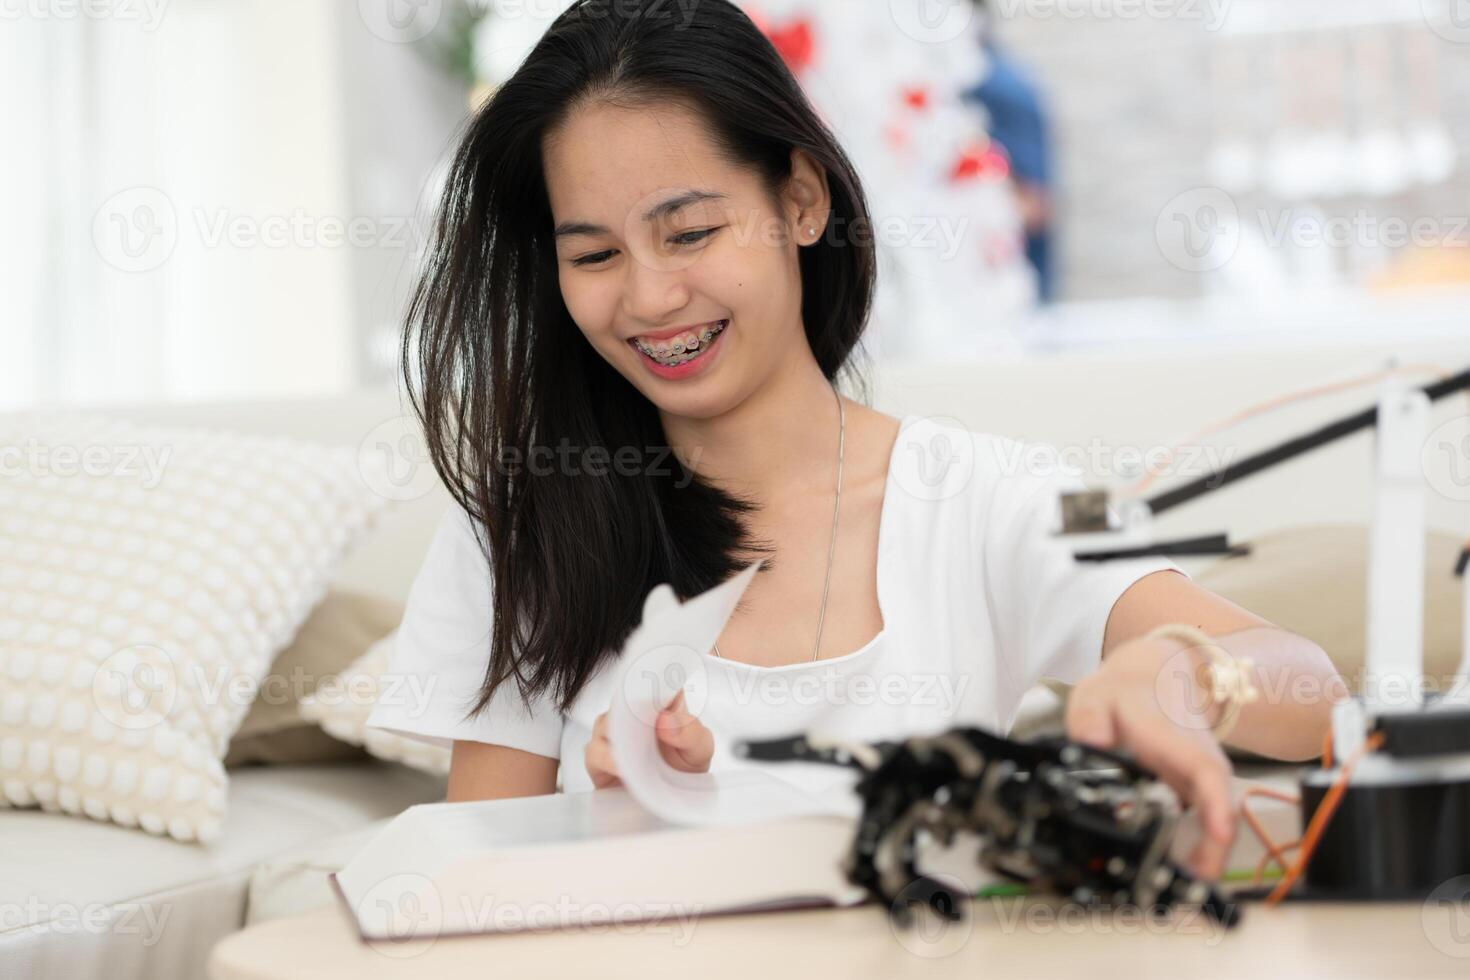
[637,321,725,363]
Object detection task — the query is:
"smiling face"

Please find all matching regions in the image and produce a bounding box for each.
[543,99,828,419]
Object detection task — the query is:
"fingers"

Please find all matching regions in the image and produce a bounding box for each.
[1140,723,1236,861]
[1183,757,1237,880]
[1188,825,1232,882]
[587,692,714,786]
[1185,752,1238,841]
[1073,682,1237,882]
[1116,711,1236,880]
[656,689,715,773]
[1064,681,1119,749]
[588,692,715,784]
[1173,764,1233,880]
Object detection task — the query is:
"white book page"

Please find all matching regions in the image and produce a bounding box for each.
[607,561,864,827]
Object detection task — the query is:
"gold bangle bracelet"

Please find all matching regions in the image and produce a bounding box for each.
[1146,623,1260,742]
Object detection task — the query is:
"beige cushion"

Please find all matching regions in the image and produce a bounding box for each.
[299,630,451,775]
[224,590,404,768]
[1196,523,1464,695]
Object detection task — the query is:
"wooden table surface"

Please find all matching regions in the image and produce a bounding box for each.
[210,890,1470,980]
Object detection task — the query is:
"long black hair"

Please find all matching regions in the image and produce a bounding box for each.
[402,0,879,719]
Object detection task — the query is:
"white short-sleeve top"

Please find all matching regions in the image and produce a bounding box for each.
[365,415,1185,793]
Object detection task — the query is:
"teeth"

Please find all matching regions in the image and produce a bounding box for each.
[636,320,725,365]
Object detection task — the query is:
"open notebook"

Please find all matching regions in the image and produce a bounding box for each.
[329,785,1005,941]
[331,561,1303,941]
[327,771,1301,942]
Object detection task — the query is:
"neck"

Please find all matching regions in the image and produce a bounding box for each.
[660,349,841,504]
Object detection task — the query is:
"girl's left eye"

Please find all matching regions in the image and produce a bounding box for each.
[671,228,716,246]
[570,228,717,268]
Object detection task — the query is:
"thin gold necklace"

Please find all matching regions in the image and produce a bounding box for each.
[712,383,844,664]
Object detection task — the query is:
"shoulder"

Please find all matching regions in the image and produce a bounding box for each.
[889,414,1065,491]
[428,500,490,561]
[886,416,1081,533]
[409,502,495,610]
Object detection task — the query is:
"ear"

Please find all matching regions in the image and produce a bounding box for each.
[783,147,832,242]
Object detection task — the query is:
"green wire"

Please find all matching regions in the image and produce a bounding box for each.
[973,883,1030,897]
[1223,867,1283,883]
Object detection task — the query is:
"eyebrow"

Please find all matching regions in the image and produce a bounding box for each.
[552,190,728,240]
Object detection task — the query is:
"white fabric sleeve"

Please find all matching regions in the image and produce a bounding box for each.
[976,434,1189,700]
[365,504,564,759]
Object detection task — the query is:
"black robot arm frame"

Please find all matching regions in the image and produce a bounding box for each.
[734,725,1241,929]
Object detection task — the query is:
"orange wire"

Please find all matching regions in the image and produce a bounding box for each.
[1245,786,1303,805]
[1264,731,1386,906]
[1255,843,1301,887]
[1322,730,1334,769]
[1124,364,1452,499]
[1239,786,1302,886]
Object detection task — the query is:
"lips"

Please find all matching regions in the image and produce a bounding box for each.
[633,320,725,343]
[629,319,728,378]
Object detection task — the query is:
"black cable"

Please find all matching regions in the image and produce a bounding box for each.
[1072,534,1251,563]
[1145,366,1470,518]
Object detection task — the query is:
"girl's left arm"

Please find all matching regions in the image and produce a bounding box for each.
[1065,568,1348,879]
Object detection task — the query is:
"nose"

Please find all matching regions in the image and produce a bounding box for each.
[620,243,693,326]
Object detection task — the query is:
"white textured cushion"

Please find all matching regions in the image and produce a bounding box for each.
[299,630,450,775]
[0,411,393,842]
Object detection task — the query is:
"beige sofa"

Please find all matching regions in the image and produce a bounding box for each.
[5,336,1468,978]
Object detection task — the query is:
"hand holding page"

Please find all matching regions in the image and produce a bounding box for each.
[606,560,860,826]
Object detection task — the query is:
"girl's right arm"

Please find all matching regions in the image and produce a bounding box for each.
[446,740,559,802]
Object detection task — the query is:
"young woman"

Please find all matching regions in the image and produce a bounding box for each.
[366,0,1342,880]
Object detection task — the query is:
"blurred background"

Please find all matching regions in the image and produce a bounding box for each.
[5,0,1470,409]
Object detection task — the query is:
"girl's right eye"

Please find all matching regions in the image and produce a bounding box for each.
[571,228,715,268]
